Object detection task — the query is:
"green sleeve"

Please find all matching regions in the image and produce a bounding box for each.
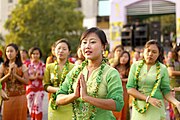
[106,69,124,112]
[126,62,137,89]
[160,64,171,95]
[43,64,52,92]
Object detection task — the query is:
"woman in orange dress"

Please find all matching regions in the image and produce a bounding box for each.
[112,51,131,120]
[0,43,29,120]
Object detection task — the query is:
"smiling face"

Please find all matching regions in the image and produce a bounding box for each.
[55,42,70,60]
[31,50,40,62]
[144,44,159,65]
[80,33,104,61]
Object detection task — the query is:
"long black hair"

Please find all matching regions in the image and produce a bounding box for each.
[115,51,131,69]
[4,43,22,67]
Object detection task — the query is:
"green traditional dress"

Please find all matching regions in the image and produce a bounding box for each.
[43,62,74,120]
[57,63,124,120]
[126,60,171,120]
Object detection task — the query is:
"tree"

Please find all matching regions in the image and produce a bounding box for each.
[4,0,84,59]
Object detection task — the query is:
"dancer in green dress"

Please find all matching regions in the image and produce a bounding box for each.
[56,27,124,120]
[127,40,180,120]
[43,39,74,120]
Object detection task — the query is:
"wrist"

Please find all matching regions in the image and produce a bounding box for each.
[146,96,150,103]
[82,95,89,102]
[73,93,79,99]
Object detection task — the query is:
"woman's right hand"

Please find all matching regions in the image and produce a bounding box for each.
[148,97,162,108]
[0,90,9,101]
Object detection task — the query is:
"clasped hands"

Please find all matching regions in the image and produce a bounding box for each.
[8,62,17,76]
[74,73,88,101]
[29,70,41,80]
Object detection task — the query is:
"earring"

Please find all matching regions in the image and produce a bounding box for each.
[102,50,105,55]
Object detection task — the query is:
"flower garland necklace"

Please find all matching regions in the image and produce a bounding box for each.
[68,58,107,120]
[133,60,161,114]
[51,60,69,110]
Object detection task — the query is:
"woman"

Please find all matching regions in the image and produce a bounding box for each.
[75,46,85,65]
[26,47,45,120]
[46,43,57,65]
[167,46,180,119]
[126,40,180,120]
[56,27,124,120]
[109,45,124,66]
[112,51,131,120]
[43,39,74,120]
[0,43,29,120]
[20,49,30,65]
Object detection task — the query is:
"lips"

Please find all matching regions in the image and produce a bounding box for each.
[85,51,92,55]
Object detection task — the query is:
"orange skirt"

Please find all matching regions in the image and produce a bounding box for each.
[2,95,27,120]
[113,81,130,120]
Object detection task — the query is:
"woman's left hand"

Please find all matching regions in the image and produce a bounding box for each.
[79,74,88,100]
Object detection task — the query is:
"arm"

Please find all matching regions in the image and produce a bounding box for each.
[56,93,78,105]
[83,95,116,111]
[56,75,80,105]
[0,65,11,83]
[80,69,124,111]
[164,92,180,113]
[168,67,180,77]
[43,64,59,93]
[47,86,59,93]
[166,60,180,77]
[126,62,163,108]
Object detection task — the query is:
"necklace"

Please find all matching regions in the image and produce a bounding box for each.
[66,58,107,120]
[133,60,161,113]
[50,60,69,110]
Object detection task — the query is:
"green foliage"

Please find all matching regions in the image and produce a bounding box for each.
[4,0,84,60]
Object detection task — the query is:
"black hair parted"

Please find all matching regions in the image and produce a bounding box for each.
[145,40,164,63]
[80,27,108,48]
[4,43,22,67]
[55,38,71,51]
[28,47,43,58]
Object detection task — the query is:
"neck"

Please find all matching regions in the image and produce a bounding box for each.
[119,64,126,69]
[9,59,15,64]
[31,59,39,64]
[87,57,103,69]
[57,58,67,66]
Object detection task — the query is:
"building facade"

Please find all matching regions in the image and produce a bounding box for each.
[110,0,180,50]
[0,0,18,37]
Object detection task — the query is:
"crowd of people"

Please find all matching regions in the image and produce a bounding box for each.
[0,27,180,120]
